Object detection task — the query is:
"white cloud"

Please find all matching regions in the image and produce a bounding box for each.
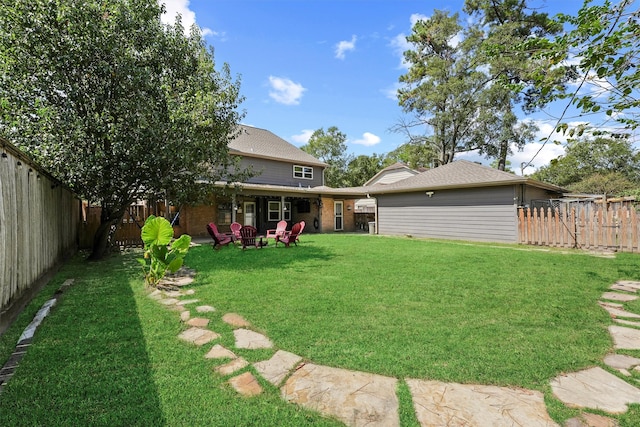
[351,132,381,147]
[291,129,314,145]
[335,35,357,60]
[383,82,401,101]
[268,76,306,105]
[159,0,215,37]
[410,13,429,27]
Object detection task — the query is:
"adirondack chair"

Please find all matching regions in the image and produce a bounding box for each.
[239,225,267,250]
[206,223,233,249]
[266,220,287,241]
[295,220,305,244]
[230,222,242,242]
[276,222,302,247]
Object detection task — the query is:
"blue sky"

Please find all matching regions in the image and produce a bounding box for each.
[161,0,596,175]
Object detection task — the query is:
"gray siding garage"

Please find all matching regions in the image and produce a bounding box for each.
[377,186,518,243]
[368,160,566,244]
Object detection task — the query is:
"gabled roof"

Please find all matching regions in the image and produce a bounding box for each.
[229,125,327,167]
[366,160,566,194]
[363,162,419,186]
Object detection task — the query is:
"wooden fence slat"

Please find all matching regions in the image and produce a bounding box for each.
[518,205,640,253]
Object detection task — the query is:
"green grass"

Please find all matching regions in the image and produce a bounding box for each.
[1,234,640,426]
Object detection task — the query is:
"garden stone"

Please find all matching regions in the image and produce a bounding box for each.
[610,281,640,293]
[604,354,640,370]
[598,303,640,319]
[282,363,399,427]
[148,290,162,300]
[602,292,638,302]
[614,318,640,327]
[253,350,302,386]
[184,289,196,295]
[164,290,183,298]
[159,298,180,306]
[178,327,220,346]
[234,329,273,349]
[180,311,190,322]
[565,413,619,427]
[609,325,640,349]
[186,317,209,327]
[215,357,248,376]
[228,372,262,396]
[176,299,199,306]
[551,367,640,413]
[406,379,557,426]
[600,301,624,309]
[196,305,216,313]
[222,313,251,328]
[205,344,237,359]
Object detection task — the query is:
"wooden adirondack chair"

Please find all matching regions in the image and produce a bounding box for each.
[206,223,233,249]
[230,222,242,242]
[266,220,287,241]
[276,222,302,247]
[239,225,267,250]
[295,220,305,244]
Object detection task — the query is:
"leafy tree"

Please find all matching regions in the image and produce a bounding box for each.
[300,126,352,187]
[342,154,386,187]
[384,140,435,170]
[396,5,551,169]
[512,0,639,132]
[0,0,245,260]
[531,136,640,191]
[568,172,636,196]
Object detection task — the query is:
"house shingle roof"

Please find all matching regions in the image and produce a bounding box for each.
[229,125,327,167]
[365,160,565,194]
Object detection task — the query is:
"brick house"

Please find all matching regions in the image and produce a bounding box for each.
[171,125,367,238]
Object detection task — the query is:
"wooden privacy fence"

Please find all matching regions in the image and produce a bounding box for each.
[0,138,80,331]
[518,206,640,252]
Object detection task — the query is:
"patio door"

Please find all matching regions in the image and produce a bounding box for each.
[244,202,256,227]
[334,201,343,231]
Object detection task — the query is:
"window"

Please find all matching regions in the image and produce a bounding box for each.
[217,203,232,225]
[268,201,281,221]
[293,165,313,179]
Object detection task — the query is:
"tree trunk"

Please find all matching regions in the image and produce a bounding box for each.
[497,139,508,171]
[87,204,126,261]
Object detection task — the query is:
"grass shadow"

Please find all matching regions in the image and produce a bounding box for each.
[0,253,167,425]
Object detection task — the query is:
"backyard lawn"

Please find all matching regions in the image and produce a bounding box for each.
[2,234,640,426]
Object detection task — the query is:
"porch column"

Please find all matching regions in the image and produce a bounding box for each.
[281,195,286,221]
[232,193,237,223]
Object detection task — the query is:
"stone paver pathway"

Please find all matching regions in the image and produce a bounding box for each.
[282,363,399,427]
[406,379,557,426]
[149,272,640,427]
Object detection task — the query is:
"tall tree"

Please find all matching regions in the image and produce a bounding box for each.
[531,136,640,190]
[300,126,352,187]
[489,0,637,139]
[0,0,246,260]
[343,154,385,187]
[396,10,486,166]
[463,0,564,170]
[384,139,435,170]
[396,8,545,170]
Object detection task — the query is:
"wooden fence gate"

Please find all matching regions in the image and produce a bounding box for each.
[518,206,640,252]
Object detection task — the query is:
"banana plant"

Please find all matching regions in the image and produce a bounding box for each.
[138,215,191,287]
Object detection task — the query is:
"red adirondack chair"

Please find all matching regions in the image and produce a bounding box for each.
[239,225,267,250]
[266,220,287,241]
[295,220,305,244]
[276,222,302,247]
[230,222,242,241]
[206,223,233,249]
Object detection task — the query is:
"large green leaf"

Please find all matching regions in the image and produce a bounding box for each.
[141,216,174,247]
